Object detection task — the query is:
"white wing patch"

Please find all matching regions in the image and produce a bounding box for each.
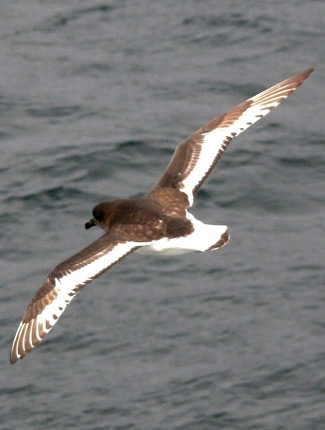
[10,239,151,364]
[181,103,276,203]
[179,69,313,205]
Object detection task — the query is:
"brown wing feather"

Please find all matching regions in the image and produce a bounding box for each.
[150,68,314,207]
[10,232,147,364]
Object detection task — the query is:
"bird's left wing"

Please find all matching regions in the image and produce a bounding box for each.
[10,233,150,364]
[150,68,314,207]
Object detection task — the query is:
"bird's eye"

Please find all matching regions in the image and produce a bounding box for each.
[93,209,103,221]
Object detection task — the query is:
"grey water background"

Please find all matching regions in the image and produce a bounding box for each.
[0,0,324,429]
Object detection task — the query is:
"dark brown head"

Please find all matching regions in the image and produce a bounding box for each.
[85,202,112,231]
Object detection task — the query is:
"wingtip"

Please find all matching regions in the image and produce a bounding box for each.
[10,344,21,365]
[10,354,18,365]
[286,67,314,92]
[10,321,24,365]
[301,67,314,78]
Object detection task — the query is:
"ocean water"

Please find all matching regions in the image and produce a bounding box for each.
[0,1,324,429]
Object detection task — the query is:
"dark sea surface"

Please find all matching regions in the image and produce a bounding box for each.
[0,1,324,429]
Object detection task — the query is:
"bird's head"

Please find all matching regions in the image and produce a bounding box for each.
[85,202,110,231]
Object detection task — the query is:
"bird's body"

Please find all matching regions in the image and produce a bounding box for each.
[87,193,228,255]
[10,68,314,364]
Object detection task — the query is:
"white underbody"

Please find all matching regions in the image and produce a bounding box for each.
[137,212,228,256]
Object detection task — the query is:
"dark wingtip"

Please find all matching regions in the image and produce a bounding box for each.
[10,354,17,365]
[301,67,314,79]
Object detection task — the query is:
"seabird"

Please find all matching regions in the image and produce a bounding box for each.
[10,68,314,364]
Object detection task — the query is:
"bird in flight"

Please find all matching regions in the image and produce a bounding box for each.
[10,68,314,364]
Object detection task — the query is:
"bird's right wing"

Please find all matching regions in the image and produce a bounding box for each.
[10,232,151,364]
